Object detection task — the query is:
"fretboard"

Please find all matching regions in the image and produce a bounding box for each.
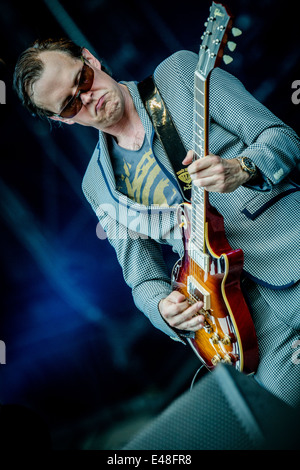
[191,71,209,253]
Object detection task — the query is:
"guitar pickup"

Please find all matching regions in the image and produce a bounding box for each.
[187,275,211,310]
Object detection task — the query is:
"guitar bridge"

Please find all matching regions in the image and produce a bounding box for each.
[187,275,211,310]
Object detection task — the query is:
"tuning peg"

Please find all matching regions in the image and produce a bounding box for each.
[232,27,242,37]
[223,55,233,65]
[227,41,237,52]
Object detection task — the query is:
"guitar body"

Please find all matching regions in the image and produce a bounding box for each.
[172,199,259,374]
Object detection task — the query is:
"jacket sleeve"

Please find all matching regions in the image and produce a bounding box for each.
[209,67,300,187]
[92,203,185,343]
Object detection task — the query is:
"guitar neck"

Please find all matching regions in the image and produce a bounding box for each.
[191,71,210,253]
[189,1,234,254]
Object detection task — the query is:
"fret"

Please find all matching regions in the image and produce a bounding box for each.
[193,215,204,225]
[194,94,205,110]
[192,211,204,221]
[195,92,205,104]
[194,131,204,142]
[192,201,204,214]
[192,224,204,237]
[193,151,203,162]
[195,87,204,96]
[194,124,204,139]
[195,131,204,142]
[194,138,204,151]
[192,217,204,230]
[192,196,204,207]
[195,127,204,139]
[194,112,204,124]
[194,110,204,122]
[195,103,204,116]
[195,76,205,89]
[192,221,204,231]
[192,215,204,225]
[194,141,203,154]
[193,205,204,214]
[193,197,204,207]
[191,231,204,244]
[194,106,204,115]
[192,209,204,222]
[195,119,204,127]
[195,97,204,105]
[195,115,204,125]
[192,201,204,211]
[192,221,203,231]
[193,185,204,197]
[192,198,204,209]
[192,225,204,237]
[192,213,204,224]
[195,125,204,135]
[193,198,204,209]
[192,223,204,232]
[193,145,204,157]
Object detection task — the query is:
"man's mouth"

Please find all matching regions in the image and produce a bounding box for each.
[96,94,106,112]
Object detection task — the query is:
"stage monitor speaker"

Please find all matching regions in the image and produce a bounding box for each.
[123,364,299,450]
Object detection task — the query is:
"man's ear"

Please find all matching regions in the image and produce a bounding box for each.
[81,48,102,71]
[50,115,75,125]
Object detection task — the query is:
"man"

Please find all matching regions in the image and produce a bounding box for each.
[14,38,300,407]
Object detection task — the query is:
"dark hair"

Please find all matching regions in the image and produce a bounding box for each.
[14,38,84,120]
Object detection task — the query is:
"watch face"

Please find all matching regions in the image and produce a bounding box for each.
[242,157,256,174]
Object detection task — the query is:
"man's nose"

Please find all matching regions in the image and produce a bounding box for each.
[80,90,93,105]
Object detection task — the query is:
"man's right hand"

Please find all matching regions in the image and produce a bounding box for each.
[159,291,205,332]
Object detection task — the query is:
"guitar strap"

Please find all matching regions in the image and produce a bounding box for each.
[137,75,192,202]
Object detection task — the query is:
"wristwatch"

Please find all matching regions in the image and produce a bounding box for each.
[237,156,257,178]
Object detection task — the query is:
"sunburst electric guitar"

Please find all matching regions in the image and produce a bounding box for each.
[172,2,259,374]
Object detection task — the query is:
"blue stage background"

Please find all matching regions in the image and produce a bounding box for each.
[0,0,299,449]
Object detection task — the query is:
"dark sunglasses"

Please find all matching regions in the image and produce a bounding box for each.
[56,57,94,119]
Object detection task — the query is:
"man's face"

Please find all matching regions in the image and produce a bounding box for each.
[31,50,126,130]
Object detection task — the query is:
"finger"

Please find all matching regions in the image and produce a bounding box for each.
[178,314,205,332]
[192,174,219,188]
[190,154,221,175]
[182,150,195,165]
[188,160,212,179]
[168,290,187,304]
[170,301,205,329]
[194,172,228,192]
[159,296,189,321]
[163,297,190,318]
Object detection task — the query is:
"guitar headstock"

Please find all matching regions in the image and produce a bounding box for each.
[197,2,241,78]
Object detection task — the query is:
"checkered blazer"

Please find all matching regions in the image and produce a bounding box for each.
[82,50,300,341]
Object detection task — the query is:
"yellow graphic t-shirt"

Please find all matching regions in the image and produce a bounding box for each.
[109,135,181,207]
